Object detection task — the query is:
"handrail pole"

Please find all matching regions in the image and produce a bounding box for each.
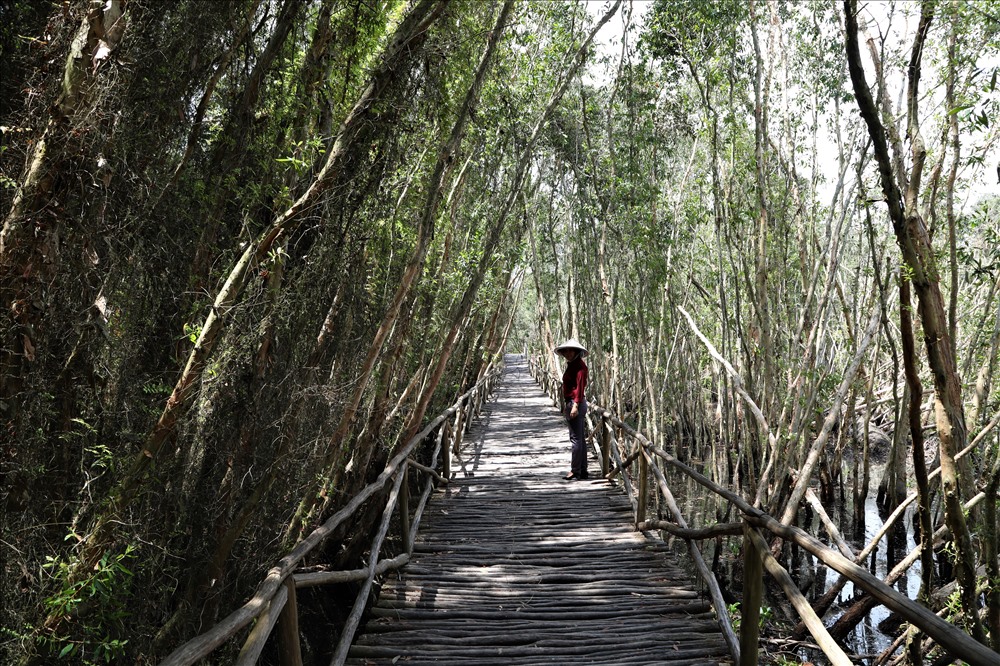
[234,585,288,666]
[636,443,648,527]
[160,364,502,666]
[740,520,761,666]
[605,426,637,513]
[329,469,405,666]
[277,577,303,666]
[640,439,741,661]
[600,415,610,476]
[453,408,465,453]
[442,421,452,481]
[399,464,412,554]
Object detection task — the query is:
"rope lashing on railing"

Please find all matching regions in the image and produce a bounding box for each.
[160,362,503,666]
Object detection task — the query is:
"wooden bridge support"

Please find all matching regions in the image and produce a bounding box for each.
[440,421,451,481]
[160,365,502,666]
[452,409,465,457]
[235,583,288,666]
[399,465,411,555]
[599,415,611,475]
[277,578,303,666]
[740,521,762,666]
[636,442,649,527]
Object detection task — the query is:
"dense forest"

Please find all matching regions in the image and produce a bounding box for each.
[1,0,998,664]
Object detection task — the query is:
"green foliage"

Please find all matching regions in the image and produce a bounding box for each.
[181,322,201,346]
[726,601,773,633]
[275,137,324,174]
[726,601,741,632]
[38,544,135,663]
[643,0,748,74]
[772,656,803,666]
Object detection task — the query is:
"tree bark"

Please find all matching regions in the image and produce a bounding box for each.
[899,275,935,614]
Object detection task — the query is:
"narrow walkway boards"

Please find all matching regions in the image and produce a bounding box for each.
[348,356,730,665]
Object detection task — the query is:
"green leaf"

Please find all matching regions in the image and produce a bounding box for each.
[58,644,75,658]
[948,104,973,116]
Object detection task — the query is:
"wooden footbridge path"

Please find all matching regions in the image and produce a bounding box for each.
[162,356,1000,666]
[346,356,729,665]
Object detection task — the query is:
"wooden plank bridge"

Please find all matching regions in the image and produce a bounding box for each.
[161,355,999,666]
[347,356,730,665]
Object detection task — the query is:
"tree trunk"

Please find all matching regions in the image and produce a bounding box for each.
[844,0,984,641]
[899,277,935,601]
[59,0,449,597]
[284,0,512,540]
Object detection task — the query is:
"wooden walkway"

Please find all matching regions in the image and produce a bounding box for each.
[348,356,730,665]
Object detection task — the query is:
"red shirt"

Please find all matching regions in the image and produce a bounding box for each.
[562,357,588,404]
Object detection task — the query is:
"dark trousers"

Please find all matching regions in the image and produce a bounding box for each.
[566,400,588,476]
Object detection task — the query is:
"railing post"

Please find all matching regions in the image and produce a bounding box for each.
[453,408,465,451]
[740,520,762,666]
[636,444,648,527]
[277,577,303,666]
[235,585,288,666]
[600,416,610,476]
[441,422,451,482]
[399,465,411,554]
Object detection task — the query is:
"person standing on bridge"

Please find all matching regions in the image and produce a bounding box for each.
[556,339,589,481]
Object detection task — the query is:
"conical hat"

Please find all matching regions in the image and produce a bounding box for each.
[555,338,588,358]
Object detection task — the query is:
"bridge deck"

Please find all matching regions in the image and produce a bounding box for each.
[348,356,730,665]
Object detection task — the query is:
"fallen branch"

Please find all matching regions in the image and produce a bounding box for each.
[745,527,852,666]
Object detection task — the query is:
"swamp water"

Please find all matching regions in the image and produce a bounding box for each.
[656,462,925,665]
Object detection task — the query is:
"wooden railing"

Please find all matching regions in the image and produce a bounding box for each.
[527,356,999,666]
[160,363,503,666]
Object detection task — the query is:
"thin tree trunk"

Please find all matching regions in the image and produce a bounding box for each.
[398,0,623,447]
[971,299,1000,429]
[844,0,984,640]
[527,222,557,374]
[285,0,513,539]
[899,276,934,602]
[59,0,449,593]
[984,450,1000,651]
[749,0,775,423]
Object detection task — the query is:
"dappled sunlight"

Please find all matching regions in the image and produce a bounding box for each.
[353,356,728,664]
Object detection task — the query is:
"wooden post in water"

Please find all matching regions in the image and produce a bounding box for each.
[637,445,648,527]
[740,521,762,666]
[399,465,411,554]
[277,577,303,666]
